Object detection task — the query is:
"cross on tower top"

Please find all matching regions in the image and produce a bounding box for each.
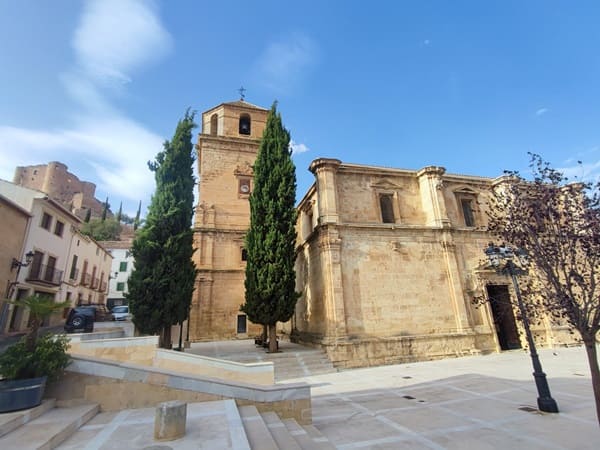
[238,86,246,101]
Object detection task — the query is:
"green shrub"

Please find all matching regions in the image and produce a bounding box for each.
[0,333,70,381]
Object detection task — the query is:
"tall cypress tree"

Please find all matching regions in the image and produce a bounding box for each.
[101,197,109,221]
[241,103,300,353]
[134,200,142,230]
[116,201,122,223]
[126,110,197,348]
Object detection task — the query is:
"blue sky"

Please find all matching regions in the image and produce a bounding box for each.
[1,1,600,216]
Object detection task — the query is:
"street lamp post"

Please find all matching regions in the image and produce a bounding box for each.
[484,243,559,413]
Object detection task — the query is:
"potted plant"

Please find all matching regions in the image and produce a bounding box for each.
[0,295,70,412]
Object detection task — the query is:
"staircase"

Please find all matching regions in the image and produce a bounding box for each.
[0,399,335,449]
[189,341,338,382]
[0,400,99,450]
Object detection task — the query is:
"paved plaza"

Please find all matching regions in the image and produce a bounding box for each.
[8,326,592,448]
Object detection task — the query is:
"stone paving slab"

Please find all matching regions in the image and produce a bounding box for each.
[56,399,250,450]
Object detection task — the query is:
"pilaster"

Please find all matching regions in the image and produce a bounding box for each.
[417,166,450,228]
[317,226,347,342]
[309,158,342,225]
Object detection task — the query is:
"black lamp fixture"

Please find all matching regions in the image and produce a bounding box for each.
[11,250,35,271]
[484,242,559,413]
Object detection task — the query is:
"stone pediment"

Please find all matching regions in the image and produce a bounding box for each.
[453,186,479,195]
[370,178,402,190]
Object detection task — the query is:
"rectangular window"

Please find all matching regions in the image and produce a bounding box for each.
[41,212,52,230]
[237,315,247,334]
[44,256,57,282]
[119,261,128,272]
[241,248,248,261]
[379,194,395,223]
[30,251,44,279]
[70,255,78,280]
[54,220,64,237]
[461,198,475,227]
[116,282,125,292]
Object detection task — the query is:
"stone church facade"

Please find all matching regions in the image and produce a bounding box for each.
[190,99,574,366]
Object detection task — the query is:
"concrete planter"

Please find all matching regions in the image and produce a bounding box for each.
[0,376,47,413]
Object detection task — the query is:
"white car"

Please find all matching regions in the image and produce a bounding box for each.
[111,305,130,321]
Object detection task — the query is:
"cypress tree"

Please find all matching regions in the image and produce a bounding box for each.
[101,197,109,221]
[241,103,300,353]
[126,110,197,348]
[134,201,142,230]
[116,201,122,223]
[84,208,91,223]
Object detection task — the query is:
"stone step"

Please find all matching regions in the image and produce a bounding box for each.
[303,424,337,450]
[260,411,302,450]
[0,398,56,438]
[282,418,325,449]
[0,402,99,450]
[238,405,279,450]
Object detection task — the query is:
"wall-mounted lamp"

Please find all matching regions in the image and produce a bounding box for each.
[11,250,35,271]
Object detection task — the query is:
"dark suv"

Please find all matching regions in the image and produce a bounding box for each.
[64,304,111,333]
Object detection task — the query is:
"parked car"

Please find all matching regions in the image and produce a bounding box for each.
[111,305,130,321]
[64,307,95,333]
[80,303,112,321]
[64,304,112,333]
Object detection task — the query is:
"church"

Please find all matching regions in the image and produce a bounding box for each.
[188,99,574,367]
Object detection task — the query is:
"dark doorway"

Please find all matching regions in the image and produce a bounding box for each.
[237,314,247,334]
[486,284,521,350]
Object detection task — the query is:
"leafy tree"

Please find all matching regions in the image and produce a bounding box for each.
[81,218,121,241]
[116,202,122,222]
[487,153,600,425]
[241,103,300,353]
[120,212,135,225]
[0,295,70,381]
[84,208,91,223]
[126,111,197,348]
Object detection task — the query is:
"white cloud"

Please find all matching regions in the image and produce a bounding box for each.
[0,117,162,207]
[73,0,172,86]
[558,147,600,181]
[255,32,317,93]
[535,107,549,117]
[290,140,310,155]
[0,0,174,215]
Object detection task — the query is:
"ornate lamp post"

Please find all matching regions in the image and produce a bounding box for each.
[484,243,559,413]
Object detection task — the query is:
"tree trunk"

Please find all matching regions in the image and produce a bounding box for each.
[25,315,40,353]
[268,323,278,353]
[583,336,600,426]
[160,326,172,349]
[262,324,268,343]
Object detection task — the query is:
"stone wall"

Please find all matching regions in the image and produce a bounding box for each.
[46,355,311,423]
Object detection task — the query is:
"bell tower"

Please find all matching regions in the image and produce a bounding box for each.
[190,100,269,340]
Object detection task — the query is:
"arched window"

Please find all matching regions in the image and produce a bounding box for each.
[210,114,218,136]
[239,114,251,135]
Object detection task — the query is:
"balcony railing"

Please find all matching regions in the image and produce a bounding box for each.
[27,263,63,286]
[81,272,91,286]
[91,277,99,289]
